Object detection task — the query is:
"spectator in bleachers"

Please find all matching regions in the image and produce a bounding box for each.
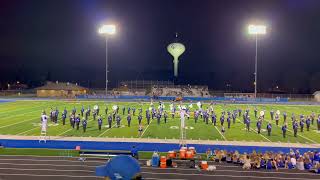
[296,156,305,170]
[204,149,319,173]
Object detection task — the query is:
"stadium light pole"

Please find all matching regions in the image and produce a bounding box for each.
[98,24,116,97]
[248,24,266,98]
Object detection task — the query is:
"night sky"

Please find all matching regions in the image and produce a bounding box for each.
[1,0,320,93]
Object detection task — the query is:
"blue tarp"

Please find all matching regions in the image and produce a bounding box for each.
[96,155,141,179]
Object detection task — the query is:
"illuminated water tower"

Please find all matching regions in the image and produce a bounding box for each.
[167,33,186,77]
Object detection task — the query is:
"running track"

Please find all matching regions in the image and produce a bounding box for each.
[0,155,318,180]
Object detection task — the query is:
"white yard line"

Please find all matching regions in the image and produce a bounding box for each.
[97,123,117,137]
[252,128,272,142]
[0,103,56,118]
[57,128,73,136]
[16,127,39,135]
[214,126,227,141]
[237,119,272,142]
[273,123,318,144]
[57,118,95,136]
[140,119,153,138]
[0,117,39,129]
[0,102,31,112]
[0,102,63,128]
[0,104,42,116]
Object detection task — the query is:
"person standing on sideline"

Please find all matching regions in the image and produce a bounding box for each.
[122,106,126,115]
[256,119,262,134]
[270,110,274,120]
[156,112,161,125]
[275,113,280,126]
[108,114,112,128]
[81,106,84,117]
[220,115,225,126]
[306,116,311,131]
[267,122,272,136]
[311,112,315,125]
[146,112,151,125]
[82,118,87,133]
[98,116,103,131]
[163,112,167,124]
[254,107,258,118]
[116,115,121,128]
[138,114,143,125]
[62,113,66,125]
[282,123,287,138]
[300,117,305,132]
[127,114,132,127]
[293,120,298,137]
[245,116,250,132]
[138,124,143,137]
[227,115,231,129]
[75,115,80,130]
[283,111,287,123]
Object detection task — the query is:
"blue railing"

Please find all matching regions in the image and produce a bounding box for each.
[0,139,317,154]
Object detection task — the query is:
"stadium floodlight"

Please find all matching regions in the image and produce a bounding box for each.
[98,24,116,97]
[98,24,116,35]
[248,25,266,35]
[248,24,267,98]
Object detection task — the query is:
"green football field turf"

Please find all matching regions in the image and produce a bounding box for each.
[0,100,319,144]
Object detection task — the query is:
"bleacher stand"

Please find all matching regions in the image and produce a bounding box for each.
[150,85,210,97]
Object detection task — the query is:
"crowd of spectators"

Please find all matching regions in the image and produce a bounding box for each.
[206,149,320,173]
[150,85,210,97]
